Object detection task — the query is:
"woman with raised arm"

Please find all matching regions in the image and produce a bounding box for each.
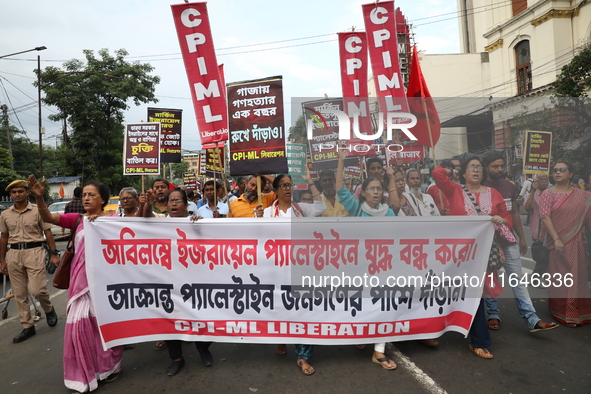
[539,161,591,326]
[28,175,122,393]
[432,156,514,360]
[143,187,211,376]
[260,169,325,375]
[335,150,397,370]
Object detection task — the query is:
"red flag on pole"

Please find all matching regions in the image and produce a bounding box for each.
[59,181,65,198]
[406,45,440,148]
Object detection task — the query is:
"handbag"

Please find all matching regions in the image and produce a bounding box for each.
[462,186,504,271]
[531,218,549,275]
[53,214,82,289]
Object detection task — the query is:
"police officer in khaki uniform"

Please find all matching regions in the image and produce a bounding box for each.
[0,180,60,343]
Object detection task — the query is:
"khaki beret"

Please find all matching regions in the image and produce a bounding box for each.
[5,180,29,191]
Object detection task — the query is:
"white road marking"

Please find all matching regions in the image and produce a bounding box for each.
[0,289,66,327]
[389,345,448,394]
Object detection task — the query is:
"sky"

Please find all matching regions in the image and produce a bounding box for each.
[0,0,460,153]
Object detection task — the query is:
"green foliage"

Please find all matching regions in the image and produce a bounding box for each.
[37,49,160,193]
[555,43,591,98]
[171,161,190,178]
[0,148,21,197]
[287,115,307,144]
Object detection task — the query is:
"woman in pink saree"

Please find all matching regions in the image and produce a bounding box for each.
[29,175,123,393]
[540,161,591,326]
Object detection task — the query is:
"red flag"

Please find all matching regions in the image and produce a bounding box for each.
[59,181,65,198]
[406,45,440,147]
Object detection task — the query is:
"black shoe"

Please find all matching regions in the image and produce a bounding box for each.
[166,358,185,376]
[199,349,213,367]
[46,307,58,327]
[13,327,36,343]
[103,372,119,383]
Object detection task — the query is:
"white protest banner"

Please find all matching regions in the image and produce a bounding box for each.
[85,216,494,348]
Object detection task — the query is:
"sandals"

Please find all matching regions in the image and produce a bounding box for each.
[530,321,559,333]
[297,359,315,375]
[421,339,440,347]
[469,345,493,359]
[372,356,397,370]
[154,340,167,350]
[487,319,500,330]
[276,344,287,355]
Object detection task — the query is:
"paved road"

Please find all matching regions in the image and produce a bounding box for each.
[1,222,591,394]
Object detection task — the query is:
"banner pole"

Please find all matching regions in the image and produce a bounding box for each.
[422,99,444,214]
[142,175,145,193]
[257,176,262,205]
[222,142,233,217]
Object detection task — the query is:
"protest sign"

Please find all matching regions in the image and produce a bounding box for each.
[85,216,494,348]
[123,123,160,175]
[287,143,308,189]
[147,108,182,163]
[302,98,358,170]
[183,172,197,191]
[204,145,225,178]
[362,1,409,117]
[228,76,288,176]
[171,2,228,147]
[523,130,552,175]
[338,32,373,155]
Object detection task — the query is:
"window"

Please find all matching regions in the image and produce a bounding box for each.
[512,0,527,16]
[515,40,532,95]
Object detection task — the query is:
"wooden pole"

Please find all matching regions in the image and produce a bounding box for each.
[257,176,262,205]
[222,142,233,217]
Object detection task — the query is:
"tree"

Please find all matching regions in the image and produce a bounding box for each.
[171,161,190,179]
[287,115,307,144]
[37,49,160,192]
[0,148,20,198]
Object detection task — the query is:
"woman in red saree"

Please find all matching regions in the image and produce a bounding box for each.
[540,161,591,326]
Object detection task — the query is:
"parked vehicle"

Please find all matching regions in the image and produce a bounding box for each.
[48,201,69,238]
[103,196,120,215]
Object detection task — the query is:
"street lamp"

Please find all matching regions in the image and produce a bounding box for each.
[0,46,47,59]
[0,46,47,176]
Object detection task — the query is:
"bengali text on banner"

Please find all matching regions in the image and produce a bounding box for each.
[85,216,494,349]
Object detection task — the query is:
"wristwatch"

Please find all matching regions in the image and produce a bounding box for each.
[49,249,60,256]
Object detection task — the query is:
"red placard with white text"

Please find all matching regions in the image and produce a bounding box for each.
[171,2,228,147]
[338,32,374,156]
[362,1,409,115]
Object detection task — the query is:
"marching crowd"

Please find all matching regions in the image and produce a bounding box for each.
[1,149,591,393]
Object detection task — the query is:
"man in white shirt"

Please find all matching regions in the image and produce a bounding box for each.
[400,168,440,217]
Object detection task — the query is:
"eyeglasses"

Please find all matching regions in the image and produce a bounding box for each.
[366,187,383,193]
[120,197,135,202]
[467,165,484,172]
[553,167,568,173]
[168,199,184,204]
[278,183,292,190]
[300,198,313,203]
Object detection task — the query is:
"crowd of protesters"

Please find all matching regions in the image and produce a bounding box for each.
[1,150,591,393]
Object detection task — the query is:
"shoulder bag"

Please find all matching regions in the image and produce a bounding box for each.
[53,214,82,289]
[531,218,549,275]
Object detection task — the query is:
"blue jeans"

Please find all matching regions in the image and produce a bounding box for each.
[484,243,540,330]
